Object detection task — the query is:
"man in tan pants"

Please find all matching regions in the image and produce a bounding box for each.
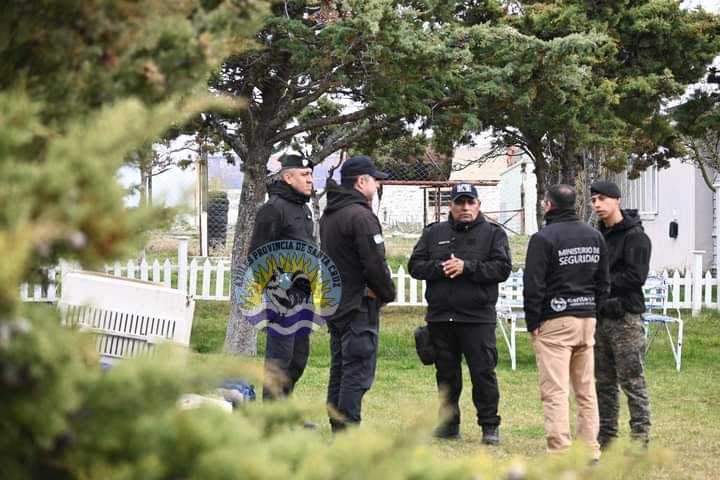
[523,184,610,459]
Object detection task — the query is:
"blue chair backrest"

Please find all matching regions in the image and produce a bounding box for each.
[643,275,668,314]
[499,271,524,309]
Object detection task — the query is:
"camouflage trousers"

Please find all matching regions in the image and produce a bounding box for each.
[594,312,651,445]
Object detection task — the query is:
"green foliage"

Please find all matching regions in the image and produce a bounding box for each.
[189,302,720,478]
[0,307,97,478]
[1,0,267,476]
[1,0,264,124]
[672,67,720,190]
[1,1,713,478]
[3,303,679,479]
[500,0,720,177]
[0,0,265,314]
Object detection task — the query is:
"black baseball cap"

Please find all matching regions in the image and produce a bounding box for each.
[340,155,389,180]
[280,154,312,170]
[451,183,478,201]
[590,180,621,199]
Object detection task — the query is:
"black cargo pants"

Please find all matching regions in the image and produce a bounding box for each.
[326,299,379,431]
[428,321,501,428]
[262,329,310,400]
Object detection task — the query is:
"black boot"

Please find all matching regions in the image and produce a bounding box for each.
[631,431,650,448]
[432,423,461,440]
[481,425,500,445]
[598,435,614,451]
[330,419,347,434]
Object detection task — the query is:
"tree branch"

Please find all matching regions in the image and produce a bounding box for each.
[269,107,376,144]
[149,165,175,177]
[687,138,717,192]
[205,114,249,160]
[497,128,535,161]
[429,95,464,111]
[269,79,338,129]
[309,120,388,164]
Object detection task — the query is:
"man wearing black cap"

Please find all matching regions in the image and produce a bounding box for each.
[320,155,396,431]
[408,182,511,444]
[590,180,652,448]
[248,153,314,401]
[523,184,609,460]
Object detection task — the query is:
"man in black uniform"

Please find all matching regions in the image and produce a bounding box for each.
[591,180,652,448]
[524,184,609,459]
[320,155,396,432]
[248,154,314,400]
[408,183,511,444]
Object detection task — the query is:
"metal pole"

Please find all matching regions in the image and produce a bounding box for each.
[178,236,189,293]
[692,250,705,317]
[715,180,720,309]
[199,152,209,257]
[520,161,526,235]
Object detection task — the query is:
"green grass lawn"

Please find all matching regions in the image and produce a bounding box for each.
[191,302,720,479]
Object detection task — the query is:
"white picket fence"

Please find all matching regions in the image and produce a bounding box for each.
[20,257,232,302]
[19,241,719,312]
[18,260,720,310]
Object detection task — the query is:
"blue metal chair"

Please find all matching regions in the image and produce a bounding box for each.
[642,275,684,371]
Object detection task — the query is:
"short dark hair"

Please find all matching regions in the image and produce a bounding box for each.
[545,184,576,210]
[341,176,359,189]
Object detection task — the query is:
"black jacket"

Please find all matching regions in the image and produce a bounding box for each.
[248,181,315,252]
[523,208,610,332]
[320,184,396,320]
[598,209,651,315]
[408,214,512,324]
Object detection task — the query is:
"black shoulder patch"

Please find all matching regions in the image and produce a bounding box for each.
[424,221,439,230]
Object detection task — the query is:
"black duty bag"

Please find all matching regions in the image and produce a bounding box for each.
[414,325,436,365]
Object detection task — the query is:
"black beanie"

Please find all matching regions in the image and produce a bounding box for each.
[590,180,621,199]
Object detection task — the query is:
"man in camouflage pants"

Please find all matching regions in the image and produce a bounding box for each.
[590,181,652,448]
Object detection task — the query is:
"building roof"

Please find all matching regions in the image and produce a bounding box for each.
[449,143,513,181]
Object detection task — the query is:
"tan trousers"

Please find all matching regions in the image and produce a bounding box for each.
[532,315,600,458]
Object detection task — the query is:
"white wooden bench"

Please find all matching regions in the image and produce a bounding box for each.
[59,271,195,365]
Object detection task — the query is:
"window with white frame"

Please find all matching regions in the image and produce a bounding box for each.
[612,166,658,218]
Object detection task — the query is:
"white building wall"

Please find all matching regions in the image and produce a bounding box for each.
[499,160,538,235]
[373,184,500,228]
[627,161,714,272]
[376,185,425,226]
[423,185,500,225]
[693,167,715,269]
[479,185,501,218]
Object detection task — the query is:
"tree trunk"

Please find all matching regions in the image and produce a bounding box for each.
[223,147,270,356]
[139,166,149,207]
[559,142,578,185]
[580,147,602,223]
[147,171,153,208]
[529,139,548,230]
